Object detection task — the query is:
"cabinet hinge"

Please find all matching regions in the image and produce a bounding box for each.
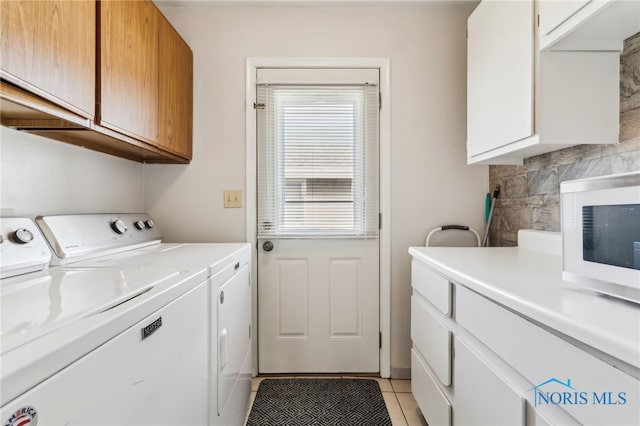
[378,92,382,110]
[249,325,251,339]
[378,213,382,230]
[95,102,100,117]
[253,102,265,110]
[379,332,382,349]
[537,14,540,27]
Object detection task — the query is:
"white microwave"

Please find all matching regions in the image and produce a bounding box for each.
[561,171,640,304]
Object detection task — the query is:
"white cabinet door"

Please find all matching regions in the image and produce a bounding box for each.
[467,0,534,157]
[538,0,592,36]
[454,337,525,426]
[412,349,452,426]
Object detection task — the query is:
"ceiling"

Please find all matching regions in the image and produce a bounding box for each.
[155,0,479,7]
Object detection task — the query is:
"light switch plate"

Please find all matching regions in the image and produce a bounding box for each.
[224,190,242,208]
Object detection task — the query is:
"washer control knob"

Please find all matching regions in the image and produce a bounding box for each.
[134,220,145,230]
[111,219,128,234]
[13,228,34,244]
[144,219,155,229]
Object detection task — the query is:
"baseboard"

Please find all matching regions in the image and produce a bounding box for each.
[390,367,411,379]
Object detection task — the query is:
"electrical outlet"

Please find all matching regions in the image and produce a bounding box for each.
[224,190,242,208]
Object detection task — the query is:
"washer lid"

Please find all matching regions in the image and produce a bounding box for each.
[1,266,198,354]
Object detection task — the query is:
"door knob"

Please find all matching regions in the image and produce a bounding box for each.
[263,241,274,252]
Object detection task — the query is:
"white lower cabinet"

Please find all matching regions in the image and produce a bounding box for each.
[456,285,640,426]
[454,337,525,426]
[410,257,639,426]
[411,294,452,386]
[412,349,452,426]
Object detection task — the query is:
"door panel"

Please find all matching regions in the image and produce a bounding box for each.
[330,259,362,337]
[258,239,379,373]
[277,259,308,337]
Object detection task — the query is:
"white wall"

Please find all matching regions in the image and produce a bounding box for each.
[0,126,144,216]
[147,4,489,374]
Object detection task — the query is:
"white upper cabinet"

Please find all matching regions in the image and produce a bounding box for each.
[539,0,640,51]
[466,0,621,165]
[538,0,592,37]
[467,0,534,160]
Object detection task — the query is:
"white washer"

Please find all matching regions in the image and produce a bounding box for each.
[36,214,252,426]
[1,218,208,425]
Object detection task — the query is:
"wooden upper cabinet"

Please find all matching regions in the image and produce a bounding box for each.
[98,0,159,144]
[0,0,95,119]
[1,0,192,163]
[158,15,193,160]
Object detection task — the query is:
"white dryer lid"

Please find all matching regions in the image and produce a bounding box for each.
[72,243,251,277]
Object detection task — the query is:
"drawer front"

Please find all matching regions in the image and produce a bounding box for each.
[411,295,451,386]
[456,285,639,426]
[412,349,451,426]
[412,260,451,316]
[455,337,525,426]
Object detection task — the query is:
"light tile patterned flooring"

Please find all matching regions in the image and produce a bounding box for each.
[247,376,428,426]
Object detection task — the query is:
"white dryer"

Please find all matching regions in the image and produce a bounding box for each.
[0,218,208,425]
[37,214,252,426]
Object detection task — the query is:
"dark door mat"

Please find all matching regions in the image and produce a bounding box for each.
[246,378,392,426]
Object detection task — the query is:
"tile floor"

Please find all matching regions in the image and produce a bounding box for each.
[247,376,428,426]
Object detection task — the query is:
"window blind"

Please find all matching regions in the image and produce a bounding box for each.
[257,83,379,238]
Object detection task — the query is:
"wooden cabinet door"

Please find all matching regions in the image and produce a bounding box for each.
[0,0,95,118]
[99,0,159,144]
[467,0,534,157]
[158,15,193,159]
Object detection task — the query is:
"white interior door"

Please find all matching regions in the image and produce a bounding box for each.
[256,69,380,373]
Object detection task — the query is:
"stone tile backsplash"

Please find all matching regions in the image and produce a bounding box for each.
[488,32,640,247]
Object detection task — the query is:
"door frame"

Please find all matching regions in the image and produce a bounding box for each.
[245,57,391,378]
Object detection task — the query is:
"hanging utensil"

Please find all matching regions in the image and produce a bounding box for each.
[482,185,501,247]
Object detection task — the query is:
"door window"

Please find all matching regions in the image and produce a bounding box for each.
[257,82,379,238]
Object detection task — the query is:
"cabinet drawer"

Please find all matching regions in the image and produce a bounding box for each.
[411,349,451,426]
[411,295,451,386]
[456,285,639,425]
[412,260,451,316]
[455,337,525,426]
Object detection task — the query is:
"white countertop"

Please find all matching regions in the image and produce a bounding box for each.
[408,245,640,369]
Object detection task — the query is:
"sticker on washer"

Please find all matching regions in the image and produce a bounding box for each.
[4,406,38,426]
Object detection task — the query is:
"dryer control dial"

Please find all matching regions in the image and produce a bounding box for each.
[13,228,34,244]
[134,220,145,230]
[144,219,155,229]
[111,219,128,234]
